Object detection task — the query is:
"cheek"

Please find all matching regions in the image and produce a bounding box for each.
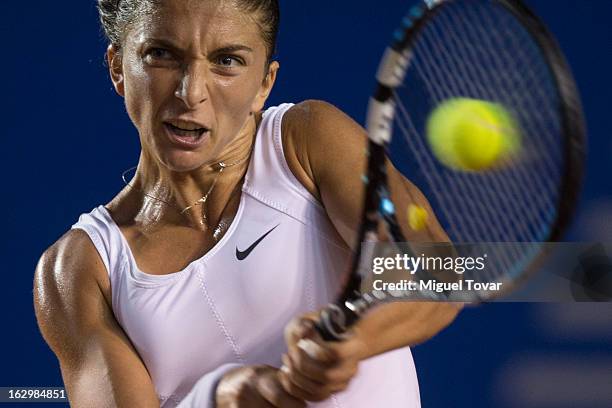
[123,68,179,163]
[123,65,174,132]
[210,74,262,130]
[122,58,146,121]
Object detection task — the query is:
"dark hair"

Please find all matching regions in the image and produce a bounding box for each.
[97,0,280,61]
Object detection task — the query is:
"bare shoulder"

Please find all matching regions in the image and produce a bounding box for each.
[34,229,110,360]
[282,100,365,139]
[35,230,159,406]
[280,100,367,201]
[35,228,109,302]
[282,100,335,127]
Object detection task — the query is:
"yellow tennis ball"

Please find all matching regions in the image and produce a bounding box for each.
[426,98,520,171]
[408,204,429,231]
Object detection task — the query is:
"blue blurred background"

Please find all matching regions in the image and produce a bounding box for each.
[1,0,611,406]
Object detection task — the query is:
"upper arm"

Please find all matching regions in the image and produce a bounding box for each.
[34,230,159,408]
[282,100,449,248]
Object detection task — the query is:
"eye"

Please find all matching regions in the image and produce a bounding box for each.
[143,47,175,63]
[215,55,244,68]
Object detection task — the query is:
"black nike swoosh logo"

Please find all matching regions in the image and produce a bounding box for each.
[236,224,280,261]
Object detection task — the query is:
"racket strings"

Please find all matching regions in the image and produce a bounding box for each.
[409,15,549,276]
[430,4,560,207]
[396,99,518,282]
[413,20,537,246]
[471,4,564,228]
[389,1,565,281]
[442,3,562,182]
[407,49,532,249]
[429,6,560,236]
[469,4,563,178]
[419,3,560,241]
[393,98,487,241]
[394,95,518,279]
[392,99,468,239]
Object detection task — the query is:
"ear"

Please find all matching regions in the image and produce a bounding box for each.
[251,61,279,113]
[106,44,125,97]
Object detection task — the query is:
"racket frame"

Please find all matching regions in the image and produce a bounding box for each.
[316,0,586,341]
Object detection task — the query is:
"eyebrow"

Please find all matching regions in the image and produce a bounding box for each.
[142,38,254,55]
[143,38,182,52]
[214,45,254,54]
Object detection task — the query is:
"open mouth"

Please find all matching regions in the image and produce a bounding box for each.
[165,122,207,137]
[163,121,209,147]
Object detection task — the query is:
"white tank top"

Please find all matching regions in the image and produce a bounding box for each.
[71,104,420,407]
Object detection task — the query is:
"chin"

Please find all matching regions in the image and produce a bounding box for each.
[159,150,209,173]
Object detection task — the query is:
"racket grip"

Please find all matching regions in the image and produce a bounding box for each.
[315,303,362,342]
[315,304,349,341]
[316,290,385,341]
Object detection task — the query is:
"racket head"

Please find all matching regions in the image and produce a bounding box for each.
[316,0,586,341]
[360,0,586,300]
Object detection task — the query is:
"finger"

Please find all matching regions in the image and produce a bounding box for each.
[279,358,353,401]
[279,365,325,402]
[294,326,368,366]
[297,337,337,363]
[280,355,331,401]
[257,371,306,408]
[287,345,359,385]
[287,339,330,382]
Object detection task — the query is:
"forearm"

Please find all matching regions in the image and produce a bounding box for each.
[354,301,461,360]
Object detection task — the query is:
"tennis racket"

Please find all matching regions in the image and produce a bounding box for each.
[316,0,586,341]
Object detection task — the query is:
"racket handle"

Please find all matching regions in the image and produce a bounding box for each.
[315,298,374,341]
[315,304,352,341]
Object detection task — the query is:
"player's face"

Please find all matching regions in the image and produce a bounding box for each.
[108,0,277,172]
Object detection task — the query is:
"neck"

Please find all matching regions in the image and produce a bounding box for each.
[130,114,258,230]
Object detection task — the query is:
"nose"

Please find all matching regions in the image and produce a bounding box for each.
[174,62,208,109]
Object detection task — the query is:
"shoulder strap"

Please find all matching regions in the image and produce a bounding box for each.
[243,104,325,224]
[70,206,127,279]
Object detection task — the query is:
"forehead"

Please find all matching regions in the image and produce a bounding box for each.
[130,0,263,47]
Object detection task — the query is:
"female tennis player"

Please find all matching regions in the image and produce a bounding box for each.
[33,0,460,406]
